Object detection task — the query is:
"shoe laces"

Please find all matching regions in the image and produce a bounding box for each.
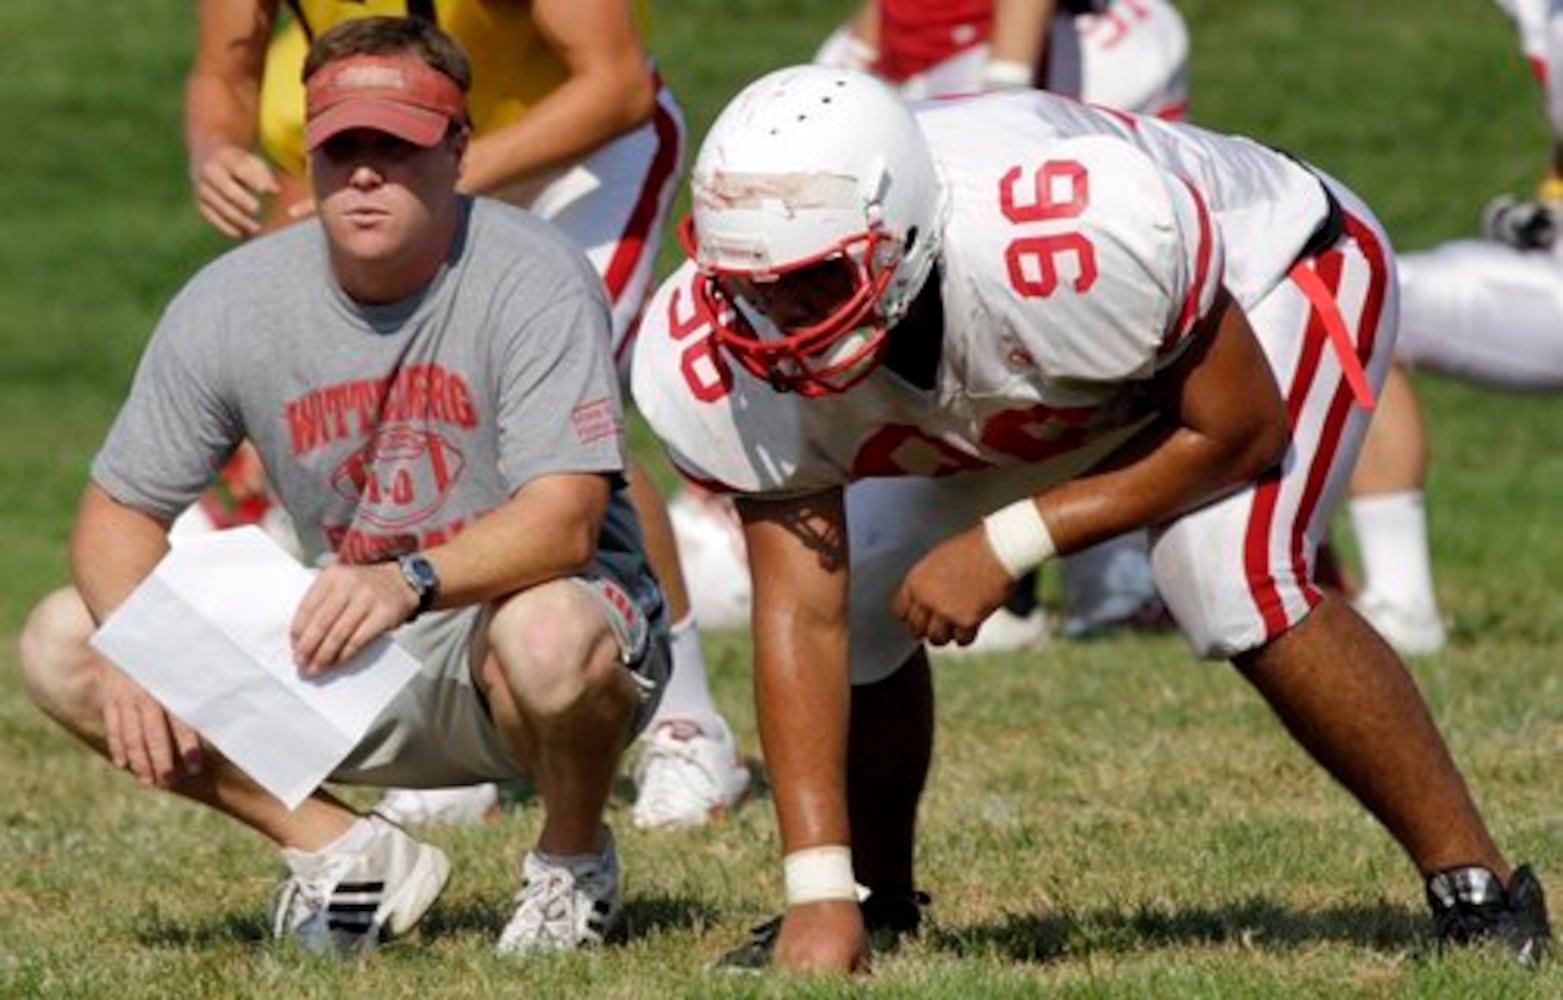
[506,867,583,948]
[502,853,615,950]
[271,852,357,938]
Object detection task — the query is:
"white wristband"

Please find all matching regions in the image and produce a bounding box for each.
[982,499,1057,579]
[783,846,858,905]
[981,58,1034,91]
[846,37,880,71]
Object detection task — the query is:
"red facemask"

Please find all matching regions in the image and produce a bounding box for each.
[680,215,900,396]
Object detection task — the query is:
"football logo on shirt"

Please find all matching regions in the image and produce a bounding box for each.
[330,423,467,530]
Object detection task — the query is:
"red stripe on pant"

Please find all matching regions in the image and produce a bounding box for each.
[608,87,683,366]
[1285,212,1389,591]
[1241,237,1350,639]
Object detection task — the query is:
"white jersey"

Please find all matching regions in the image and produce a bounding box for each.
[633,91,1329,498]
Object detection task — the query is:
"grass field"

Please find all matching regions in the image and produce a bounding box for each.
[2,0,1560,996]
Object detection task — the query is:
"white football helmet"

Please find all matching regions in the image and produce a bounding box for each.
[685,65,947,395]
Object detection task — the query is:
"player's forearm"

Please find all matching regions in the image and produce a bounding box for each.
[70,483,172,624]
[458,68,656,197]
[415,472,611,611]
[740,490,855,856]
[1037,416,1283,553]
[753,609,853,854]
[990,0,1057,67]
[850,0,881,50]
[1033,288,1290,551]
[185,0,272,172]
[184,75,262,168]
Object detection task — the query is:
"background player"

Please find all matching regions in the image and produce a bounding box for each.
[1347,0,1563,655]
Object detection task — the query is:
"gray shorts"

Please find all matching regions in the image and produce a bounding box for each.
[331,576,669,788]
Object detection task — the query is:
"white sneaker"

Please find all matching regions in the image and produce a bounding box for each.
[936,607,1051,657]
[497,828,621,954]
[631,720,752,830]
[1354,592,1449,656]
[270,815,450,955]
[373,784,502,826]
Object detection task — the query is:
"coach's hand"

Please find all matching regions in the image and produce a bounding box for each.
[292,563,418,674]
[895,526,1013,647]
[102,665,202,788]
[775,899,868,974]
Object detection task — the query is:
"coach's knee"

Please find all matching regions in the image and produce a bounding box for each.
[18,587,104,732]
[485,581,623,721]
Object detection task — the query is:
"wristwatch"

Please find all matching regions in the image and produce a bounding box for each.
[396,552,440,621]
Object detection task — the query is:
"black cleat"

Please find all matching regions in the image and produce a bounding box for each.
[1426,863,1551,966]
[713,890,930,971]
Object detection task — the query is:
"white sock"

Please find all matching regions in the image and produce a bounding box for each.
[295,816,379,861]
[1349,490,1439,612]
[645,614,725,736]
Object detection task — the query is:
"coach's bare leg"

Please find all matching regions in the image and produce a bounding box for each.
[479,579,639,854]
[19,586,359,849]
[1233,592,1506,877]
[848,649,934,894]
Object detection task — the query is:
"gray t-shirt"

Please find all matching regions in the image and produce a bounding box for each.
[93,197,661,620]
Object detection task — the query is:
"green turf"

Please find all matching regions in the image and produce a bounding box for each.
[1,1,1559,996]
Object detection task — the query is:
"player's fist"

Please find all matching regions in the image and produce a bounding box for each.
[774,899,869,974]
[895,526,1013,647]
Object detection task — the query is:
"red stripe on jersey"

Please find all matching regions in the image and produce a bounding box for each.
[1153,100,1189,122]
[608,83,683,365]
[1163,178,1213,353]
[877,0,992,81]
[1530,55,1547,85]
[1242,247,1342,638]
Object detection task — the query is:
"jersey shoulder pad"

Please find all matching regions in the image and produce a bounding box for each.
[630,262,812,495]
[952,134,1222,382]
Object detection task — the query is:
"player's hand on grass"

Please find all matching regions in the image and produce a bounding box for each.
[190,143,279,239]
[102,665,202,788]
[774,899,868,974]
[895,526,1013,647]
[292,563,418,674]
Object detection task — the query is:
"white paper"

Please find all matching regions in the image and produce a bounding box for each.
[91,526,423,809]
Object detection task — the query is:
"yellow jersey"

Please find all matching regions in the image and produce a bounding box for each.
[259,0,652,176]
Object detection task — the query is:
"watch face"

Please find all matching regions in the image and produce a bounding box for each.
[401,554,438,596]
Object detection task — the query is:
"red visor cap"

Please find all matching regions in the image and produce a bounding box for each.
[305,53,466,151]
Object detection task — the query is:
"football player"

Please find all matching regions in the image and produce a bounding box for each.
[632,66,1552,972]
[673,0,1192,645]
[1347,0,1563,656]
[816,0,1188,114]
